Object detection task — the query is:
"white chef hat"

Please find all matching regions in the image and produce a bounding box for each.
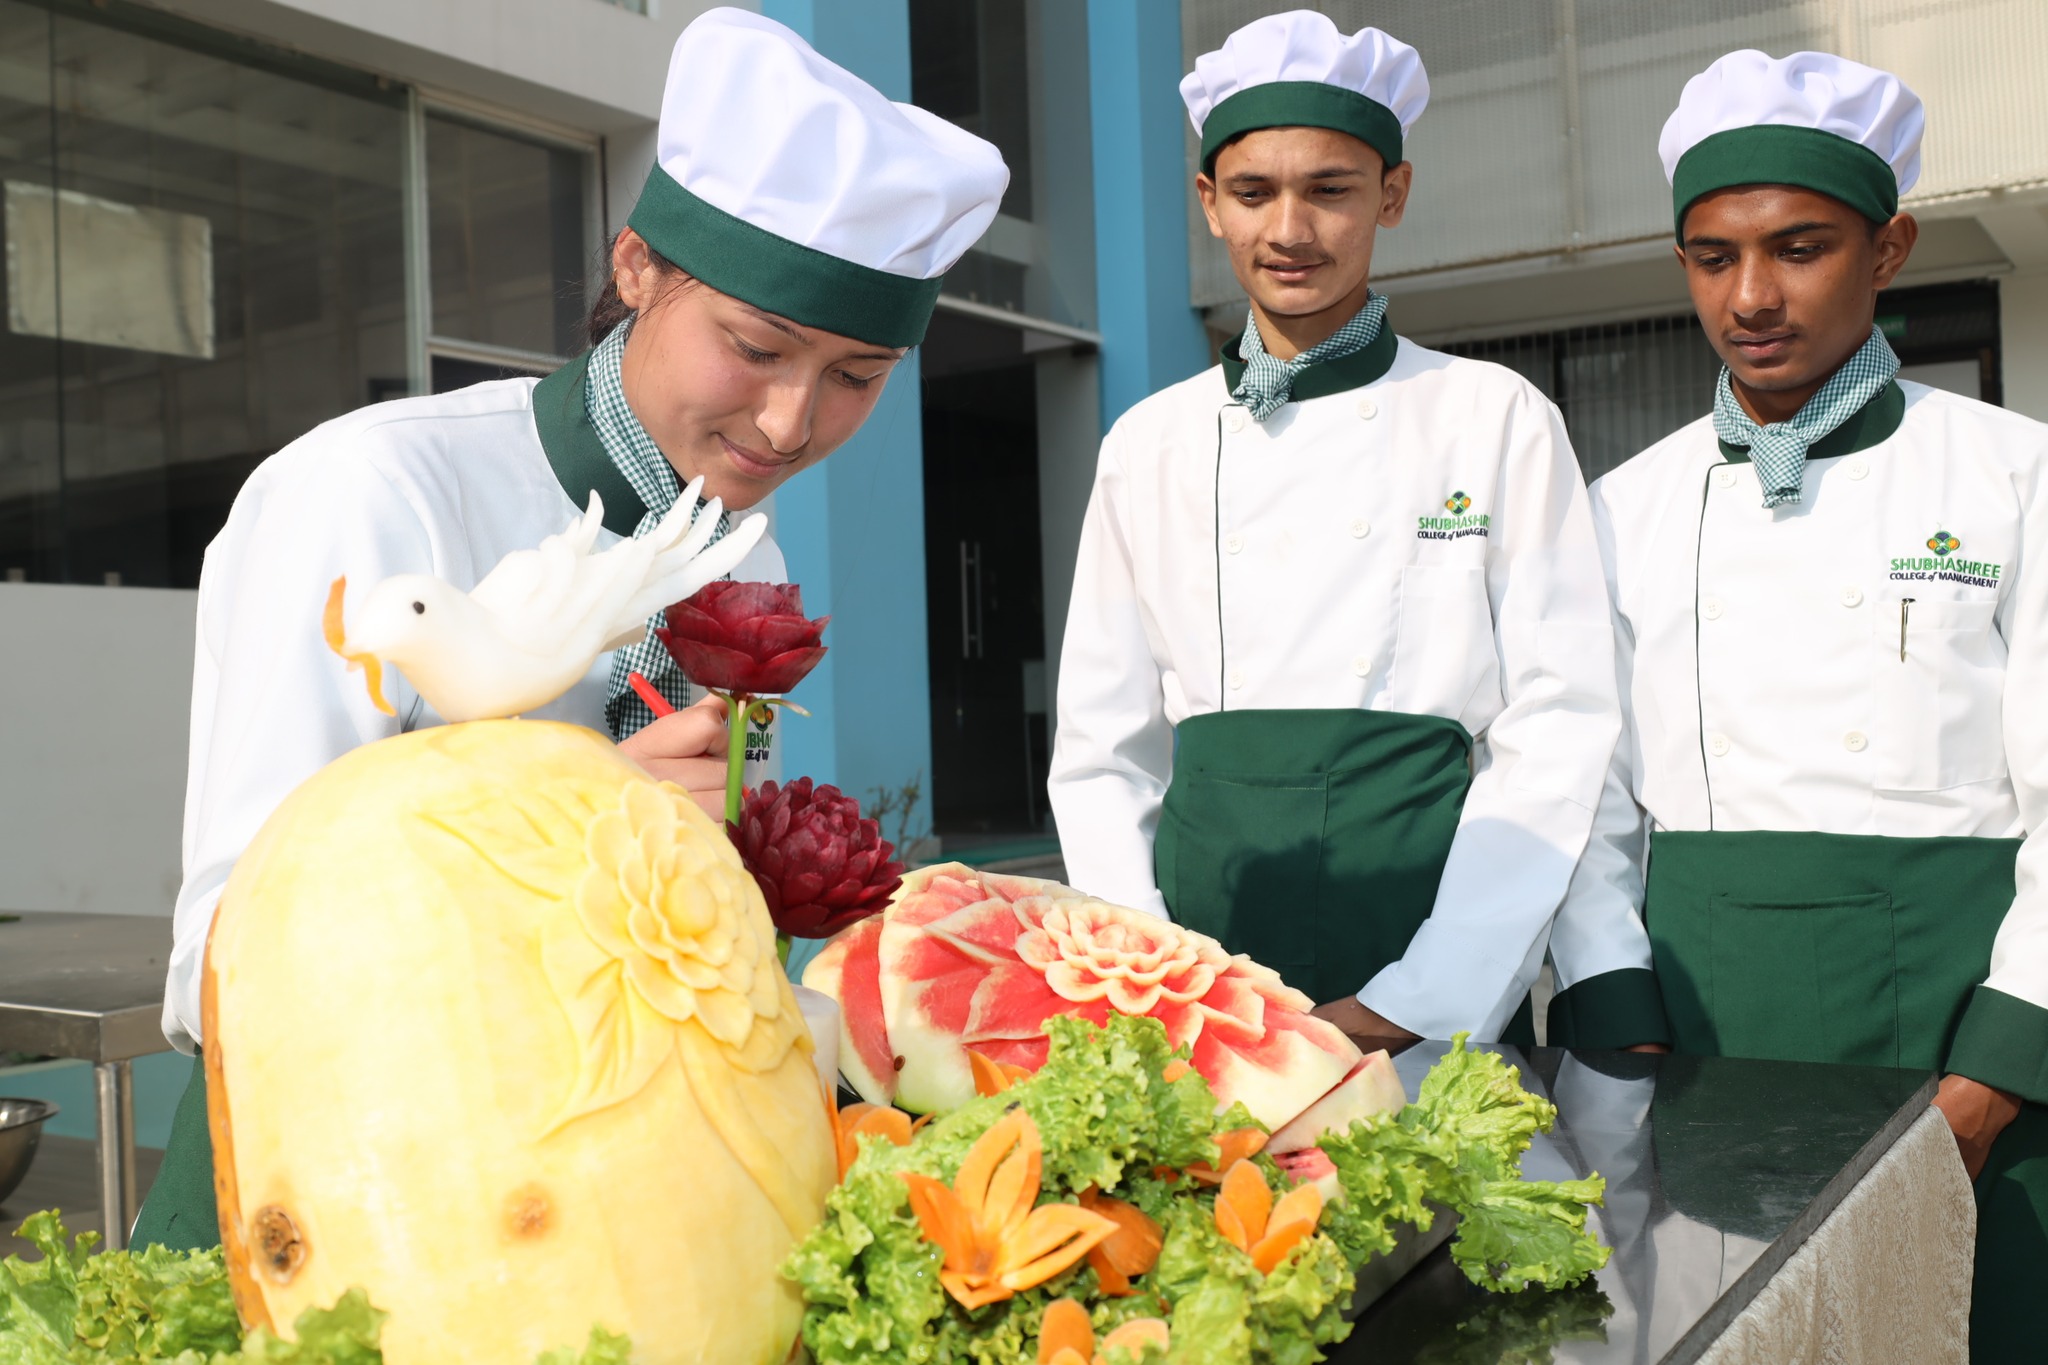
[1659,50,1923,236]
[626,8,1007,348]
[1180,11,1429,174]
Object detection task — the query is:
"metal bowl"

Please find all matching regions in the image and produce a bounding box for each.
[0,1098,58,1207]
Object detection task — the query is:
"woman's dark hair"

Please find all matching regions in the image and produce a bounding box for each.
[584,230,686,347]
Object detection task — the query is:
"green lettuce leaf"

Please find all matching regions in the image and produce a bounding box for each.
[1409,1036,1559,1175]
[532,1326,633,1365]
[0,1213,630,1365]
[1317,1038,1609,1293]
[1444,1177,1610,1293]
[1312,1116,1453,1264]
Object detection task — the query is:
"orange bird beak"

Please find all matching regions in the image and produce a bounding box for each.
[323,576,395,716]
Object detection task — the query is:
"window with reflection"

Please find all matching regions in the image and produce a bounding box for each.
[0,2,407,588]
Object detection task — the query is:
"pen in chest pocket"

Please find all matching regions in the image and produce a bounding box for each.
[1899,598,1914,663]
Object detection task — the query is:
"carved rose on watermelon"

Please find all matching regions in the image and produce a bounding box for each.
[803,863,1360,1129]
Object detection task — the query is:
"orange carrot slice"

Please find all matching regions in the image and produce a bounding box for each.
[1250,1218,1315,1274]
[1162,1059,1193,1083]
[833,1099,914,1178]
[1038,1298,1094,1364]
[1082,1193,1164,1277]
[1086,1245,1133,1296]
[1267,1182,1322,1235]
[969,1049,1032,1096]
[1214,1192,1250,1252]
[1187,1128,1269,1184]
[1100,1318,1171,1359]
[1219,1160,1273,1245]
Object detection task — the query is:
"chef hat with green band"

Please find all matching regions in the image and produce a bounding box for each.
[626,8,1007,349]
[1180,11,1429,174]
[1661,50,1923,240]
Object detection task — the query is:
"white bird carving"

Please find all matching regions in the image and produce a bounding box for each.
[323,478,766,723]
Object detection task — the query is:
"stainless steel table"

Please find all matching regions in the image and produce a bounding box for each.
[0,911,174,1249]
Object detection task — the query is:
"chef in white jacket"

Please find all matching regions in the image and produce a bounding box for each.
[1558,51,2046,1361]
[1048,12,1663,1051]
[131,8,1006,1251]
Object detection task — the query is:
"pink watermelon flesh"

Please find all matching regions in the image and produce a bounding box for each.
[1272,1146,1343,1205]
[801,916,895,1102]
[875,865,1034,1112]
[1266,1049,1407,1153]
[814,860,1363,1126]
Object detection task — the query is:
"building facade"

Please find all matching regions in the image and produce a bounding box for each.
[4,0,2046,1133]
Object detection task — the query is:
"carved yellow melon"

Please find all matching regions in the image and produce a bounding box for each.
[203,720,833,1364]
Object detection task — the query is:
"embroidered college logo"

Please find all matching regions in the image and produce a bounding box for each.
[1418,492,1490,541]
[1891,530,2000,588]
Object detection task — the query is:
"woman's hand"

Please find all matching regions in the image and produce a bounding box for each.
[1934,1073,2021,1181]
[618,693,731,817]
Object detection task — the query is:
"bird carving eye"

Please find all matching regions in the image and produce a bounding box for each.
[411,601,425,615]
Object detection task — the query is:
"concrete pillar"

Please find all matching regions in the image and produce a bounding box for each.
[1086,0,1212,428]
[1998,271,2048,421]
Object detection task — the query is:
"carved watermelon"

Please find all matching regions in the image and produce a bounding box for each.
[802,863,1361,1129]
[1266,1051,1406,1153]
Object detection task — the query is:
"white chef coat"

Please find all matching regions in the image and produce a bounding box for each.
[1048,337,1622,1039]
[165,379,785,1053]
[1561,381,2048,1023]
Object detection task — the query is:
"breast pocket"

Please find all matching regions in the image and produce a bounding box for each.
[1871,597,2006,791]
[1385,565,1500,729]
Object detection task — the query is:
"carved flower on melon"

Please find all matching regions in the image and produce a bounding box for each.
[804,864,1359,1128]
[545,782,804,1132]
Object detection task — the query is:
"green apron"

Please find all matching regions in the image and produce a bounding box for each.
[130,1058,219,1251]
[1644,829,2044,1363]
[1154,707,1533,1041]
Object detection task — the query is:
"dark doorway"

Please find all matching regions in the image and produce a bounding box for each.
[921,310,1049,840]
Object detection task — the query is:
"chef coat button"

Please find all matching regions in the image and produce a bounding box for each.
[1841,586,1864,608]
[1356,397,1378,420]
[1709,734,1731,757]
[1702,596,1724,620]
[1224,532,1244,554]
[1223,408,1248,433]
[1843,731,1868,753]
[1352,656,1371,677]
[1846,458,1869,480]
[1714,468,1736,490]
[1227,668,1245,691]
[1350,518,1371,538]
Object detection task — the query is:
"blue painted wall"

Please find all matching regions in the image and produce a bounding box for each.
[759,0,935,859]
[1086,0,1213,428]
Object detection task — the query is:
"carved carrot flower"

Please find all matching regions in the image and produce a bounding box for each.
[1076,1189,1162,1297]
[1213,1158,1325,1274]
[830,1097,914,1180]
[1037,1297,1170,1365]
[898,1109,1117,1309]
[969,1049,1033,1097]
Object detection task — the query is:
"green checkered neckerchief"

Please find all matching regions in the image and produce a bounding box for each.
[588,319,730,739]
[1712,326,1899,509]
[1232,291,1389,421]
